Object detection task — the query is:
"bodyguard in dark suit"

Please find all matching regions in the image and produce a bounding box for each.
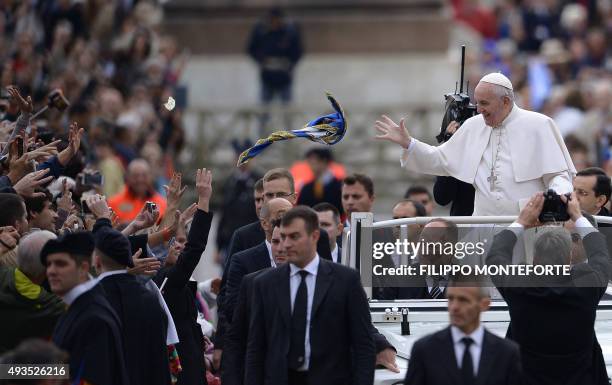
[313,202,344,263]
[405,285,522,385]
[216,171,333,356]
[487,192,611,385]
[246,206,375,385]
[93,226,171,385]
[223,198,293,331]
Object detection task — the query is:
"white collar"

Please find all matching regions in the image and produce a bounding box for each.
[450,324,485,347]
[97,269,128,281]
[62,276,99,306]
[331,245,338,263]
[290,254,320,277]
[264,239,276,267]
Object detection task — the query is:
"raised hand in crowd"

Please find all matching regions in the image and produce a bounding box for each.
[179,202,198,231]
[56,179,73,213]
[123,202,161,236]
[58,122,84,166]
[374,115,413,149]
[196,168,213,212]
[85,194,112,220]
[0,226,19,254]
[19,139,62,164]
[7,85,33,116]
[13,168,53,197]
[160,172,186,229]
[61,214,84,232]
[127,248,161,277]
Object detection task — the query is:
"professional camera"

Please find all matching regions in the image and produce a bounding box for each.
[538,189,571,223]
[436,45,477,143]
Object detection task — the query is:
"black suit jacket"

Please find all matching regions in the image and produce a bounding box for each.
[223,242,272,328]
[433,176,475,216]
[245,259,375,385]
[222,269,268,385]
[405,326,522,385]
[297,177,343,215]
[98,274,171,385]
[154,209,213,385]
[487,229,611,385]
[217,222,333,349]
[53,284,129,385]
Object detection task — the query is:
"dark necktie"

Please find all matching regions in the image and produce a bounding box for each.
[430,277,443,299]
[288,270,309,369]
[461,337,475,385]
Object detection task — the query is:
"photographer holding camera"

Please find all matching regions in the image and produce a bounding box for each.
[375,73,576,216]
[433,121,475,216]
[487,191,610,385]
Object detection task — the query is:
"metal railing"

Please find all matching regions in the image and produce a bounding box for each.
[346,213,612,297]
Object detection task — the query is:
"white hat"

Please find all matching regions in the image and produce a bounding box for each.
[479,72,513,90]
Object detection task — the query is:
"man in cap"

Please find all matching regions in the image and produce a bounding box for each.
[375,72,575,216]
[93,227,171,385]
[42,231,128,385]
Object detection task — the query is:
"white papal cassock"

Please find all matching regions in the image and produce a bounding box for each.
[400,104,576,216]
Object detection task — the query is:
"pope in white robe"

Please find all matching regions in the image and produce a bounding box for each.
[375,72,576,216]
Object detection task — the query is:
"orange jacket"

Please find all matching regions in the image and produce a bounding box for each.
[108,186,167,223]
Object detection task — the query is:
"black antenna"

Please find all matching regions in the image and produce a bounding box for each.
[459,45,466,94]
[455,81,458,94]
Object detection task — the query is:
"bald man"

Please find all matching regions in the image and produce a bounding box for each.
[108,159,167,222]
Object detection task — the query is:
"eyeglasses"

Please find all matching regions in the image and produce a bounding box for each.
[574,189,591,197]
[264,192,295,200]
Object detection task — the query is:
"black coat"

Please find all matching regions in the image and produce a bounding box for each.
[404,326,522,385]
[154,209,213,385]
[245,259,375,385]
[98,273,171,385]
[217,221,332,349]
[297,177,343,215]
[53,284,129,385]
[216,170,261,252]
[222,269,269,385]
[433,176,475,216]
[223,242,271,326]
[487,229,611,385]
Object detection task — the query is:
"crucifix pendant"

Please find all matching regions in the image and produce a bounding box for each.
[488,171,497,191]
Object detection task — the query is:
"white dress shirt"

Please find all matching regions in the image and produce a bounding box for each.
[265,239,276,267]
[331,245,339,264]
[289,254,320,371]
[450,324,485,376]
[97,269,128,281]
